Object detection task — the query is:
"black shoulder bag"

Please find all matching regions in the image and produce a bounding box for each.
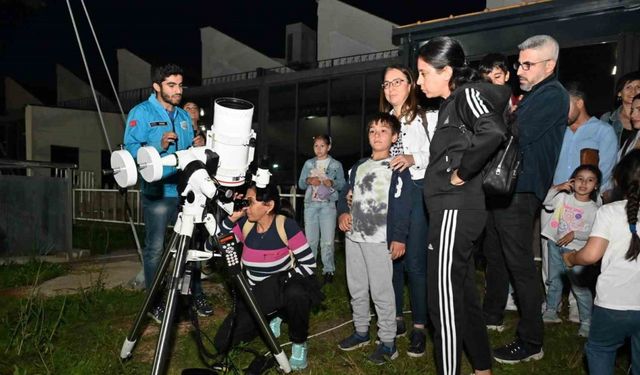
[481,108,521,196]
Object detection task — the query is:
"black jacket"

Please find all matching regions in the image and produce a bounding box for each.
[424,82,510,211]
[514,74,568,201]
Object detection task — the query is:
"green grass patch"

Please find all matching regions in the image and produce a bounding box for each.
[0,245,633,374]
[0,260,69,289]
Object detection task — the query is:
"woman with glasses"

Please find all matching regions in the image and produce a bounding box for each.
[378,64,437,358]
[600,71,640,147]
[417,36,510,375]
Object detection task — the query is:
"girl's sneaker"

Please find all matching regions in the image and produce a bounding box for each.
[578,322,591,338]
[542,310,562,323]
[269,317,282,338]
[290,342,308,370]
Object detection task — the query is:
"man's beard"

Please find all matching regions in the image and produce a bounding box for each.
[161,90,181,106]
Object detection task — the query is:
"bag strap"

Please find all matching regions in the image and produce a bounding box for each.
[419,110,433,143]
[241,215,288,246]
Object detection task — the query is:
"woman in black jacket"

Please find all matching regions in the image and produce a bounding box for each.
[417,36,509,375]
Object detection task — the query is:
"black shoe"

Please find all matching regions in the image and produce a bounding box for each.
[367,342,398,365]
[194,294,214,317]
[493,338,544,364]
[323,273,334,285]
[396,319,407,337]
[407,330,426,357]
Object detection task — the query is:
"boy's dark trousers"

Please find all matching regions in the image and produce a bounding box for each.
[427,208,492,375]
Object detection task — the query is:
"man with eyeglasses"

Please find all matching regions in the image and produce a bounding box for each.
[485,35,569,365]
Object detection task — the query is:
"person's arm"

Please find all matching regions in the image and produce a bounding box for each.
[337,164,356,215]
[124,107,151,159]
[298,160,311,190]
[283,219,316,277]
[563,236,609,266]
[456,87,508,181]
[598,125,620,186]
[388,170,411,249]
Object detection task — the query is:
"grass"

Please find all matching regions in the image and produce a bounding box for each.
[0,246,633,374]
[0,260,69,289]
[73,221,145,254]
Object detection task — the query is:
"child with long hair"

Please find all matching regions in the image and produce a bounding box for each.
[298,135,346,284]
[564,150,640,375]
[541,164,602,337]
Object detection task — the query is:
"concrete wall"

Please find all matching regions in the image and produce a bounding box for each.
[118,49,151,92]
[25,105,124,181]
[4,77,42,111]
[201,26,283,80]
[56,64,108,104]
[285,23,317,65]
[317,0,396,60]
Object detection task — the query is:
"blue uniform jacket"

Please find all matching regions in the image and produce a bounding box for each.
[337,158,412,247]
[124,94,194,197]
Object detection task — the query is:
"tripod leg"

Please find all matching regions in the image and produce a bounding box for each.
[120,231,178,360]
[231,273,292,373]
[151,232,192,375]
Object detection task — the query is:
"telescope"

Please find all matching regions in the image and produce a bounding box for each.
[107,98,287,375]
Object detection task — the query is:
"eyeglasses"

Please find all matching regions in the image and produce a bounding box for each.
[381,78,407,89]
[513,59,551,71]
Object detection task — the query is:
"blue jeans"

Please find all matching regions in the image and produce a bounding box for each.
[586,306,640,375]
[545,241,593,323]
[303,201,337,274]
[393,178,428,325]
[142,195,178,291]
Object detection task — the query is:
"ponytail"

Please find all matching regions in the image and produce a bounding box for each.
[625,183,640,261]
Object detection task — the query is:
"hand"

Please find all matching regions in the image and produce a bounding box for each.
[450,169,465,186]
[322,178,333,187]
[192,134,205,147]
[554,179,574,193]
[562,251,575,268]
[389,241,406,260]
[556,231,575,247]
[229,193,246,222]
[307,177,321,186]
[390,154,415,172]
[346,189,353,209]
[161,131,178,150]
[338,213,352,232]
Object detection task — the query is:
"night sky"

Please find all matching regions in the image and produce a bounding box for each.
[0,0,485,105]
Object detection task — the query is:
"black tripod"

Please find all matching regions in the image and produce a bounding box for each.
[119,164,291,375]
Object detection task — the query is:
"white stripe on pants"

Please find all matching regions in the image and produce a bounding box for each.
[439,209,458,375]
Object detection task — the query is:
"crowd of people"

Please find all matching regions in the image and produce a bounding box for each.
[123,32,640,374]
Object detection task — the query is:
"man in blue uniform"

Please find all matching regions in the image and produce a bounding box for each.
[124,64,210,322]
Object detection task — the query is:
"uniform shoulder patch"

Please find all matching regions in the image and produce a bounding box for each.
[129,119,137,127]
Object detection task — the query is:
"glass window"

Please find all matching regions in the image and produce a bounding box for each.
[330,74,365,172]
[267,85,297,187]
[297,80,329,173]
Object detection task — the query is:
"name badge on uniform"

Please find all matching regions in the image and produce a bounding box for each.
[180,121,187,130]
[149,121,167,127]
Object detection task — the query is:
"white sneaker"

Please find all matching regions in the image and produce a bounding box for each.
[505,294,518,312]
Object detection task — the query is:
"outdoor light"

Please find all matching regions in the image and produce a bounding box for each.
[305,115,317,120]
[272,163,279,169]
[611,66,617,76]
[200,108,205,117]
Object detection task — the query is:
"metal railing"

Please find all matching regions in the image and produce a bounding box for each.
[316,49,399,68]
[72,186,303,225]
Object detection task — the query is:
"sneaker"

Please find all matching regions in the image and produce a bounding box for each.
[396,319,407,337]
[194,294,214,317]
[505,293,518,311]
[486,322,505,332]
[338,332,370,351]
[147,303,165,324]
[493,338,544,364]
[323,273,334,285]
[578,322,591,338]
[269,316,283,338]
[407,330,426,357]
[368,342,399,365]
[290,342,308,370]
[542,310,562,323]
